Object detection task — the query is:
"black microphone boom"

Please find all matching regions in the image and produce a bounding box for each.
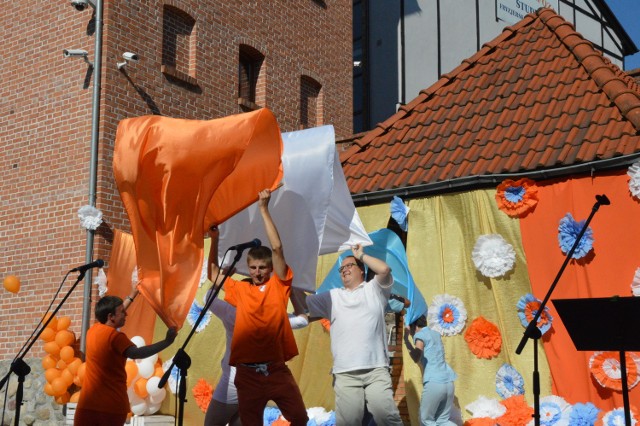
[70,259,105,273]
[229,239,261,252]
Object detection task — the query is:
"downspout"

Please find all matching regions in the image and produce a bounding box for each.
[399,0,406,107]
[80,0,104,354]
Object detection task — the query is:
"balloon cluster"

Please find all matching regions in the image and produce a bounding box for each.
[39,314,84,404]
[125,336,167,416]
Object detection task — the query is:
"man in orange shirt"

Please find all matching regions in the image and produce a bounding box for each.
[208,189,308,426]
[74,295,177,426]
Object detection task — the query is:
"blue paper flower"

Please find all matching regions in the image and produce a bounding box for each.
[319,412,336,426]
[602,407,637,425]
[504,185,526,203]
[162,357,181,394]
[390,196,410,231]
[558,213,594,259]
[427,294,467,336]
[264,406,282,425]
[187,299,212,333]
[495,363,525,399]
[569,402,600,426]
[517,293,553,336]
[538,395,571,425]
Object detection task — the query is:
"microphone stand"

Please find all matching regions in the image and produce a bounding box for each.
[0,270,88,426]
[515,194,610,426]
[157,248,243,426]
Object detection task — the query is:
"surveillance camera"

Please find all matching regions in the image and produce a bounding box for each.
[63,49,88,58]
[122,52,139,62]
[70,0,95,10]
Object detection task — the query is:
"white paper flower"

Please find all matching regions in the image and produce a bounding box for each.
[631,267,640,297]
[628,160,640,199]
[602,407,638,425]
[162,357,179,394]
[465,395,506,419]
[95,267,108,296]
[187,299,211,333]
[428,294,467,336]
[131,267,139,288]
[77,205,103,230]
[307,407,333,424]
[527,395,571,426]
[496,363,525,398]
[472,234,516,278]
[199,256,208,287]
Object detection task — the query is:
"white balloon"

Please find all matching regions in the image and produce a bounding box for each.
[137,359,154,379]
[130,336,146,348]
[146,376,162,396]
[131,401,148,416]
[149,388,166,404]
[145,401,162,415]
[145,353,159,365]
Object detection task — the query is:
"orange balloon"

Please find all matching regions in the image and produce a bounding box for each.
[44,368,61,383]
[44,383,55,396]
[67,358,82,375]
[55,330,75,348]
[56,358,68,370]
[56,316,71,331]
[40,327,56,342]
[42,355,57,370]
[55,392,70,405]
[60,346,75,363]
[73,375,83,388]
[125,360,139,387]
[133,378,149,398]
[42,313,58,330]
[76,362,86,386]
[154,365,164,377]
[43,341,61,356]
[51,377,68,396]
[70,391,81,403]
[3,275,20,294]
[61,368,74,387]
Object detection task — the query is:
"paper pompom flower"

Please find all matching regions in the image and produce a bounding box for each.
[569,402,600,426]
[264,407,283,425]
[517,293,553,336]
[602,407,638,425]
[199,256,208,287]
[464,316,502,359]
[558,213,594,259]
[464,419,498,426]
[589,351,640,391]
[472,234,516,278]
[390,196,410,231]
[631,268,640,297]
[496,395,533,426]
[495,178,539,217]
[496,364,525,399]
[192,378,213,412]
[95,268,108,297]
[628,160,640,199]
[465,396,506,419]
[77,205,103,230]
[428,294,467,336]
[162,357,180,394]
[527,395,571,426]
[187,299,212,333]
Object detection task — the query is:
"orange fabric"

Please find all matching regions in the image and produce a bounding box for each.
[77,323,134,415]
[519,171,640,410]
[224,267,297,365]
[113,109,284,328]
[106,230,156,345]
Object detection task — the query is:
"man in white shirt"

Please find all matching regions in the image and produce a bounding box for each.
[306,244,403,425]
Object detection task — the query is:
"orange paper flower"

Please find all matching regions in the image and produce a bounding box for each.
[192,378,214,412]
[320,318,331,332]
[496,395,533,426]
[464,316,502,359]
[464,418,498,426]
[495,178,538,218]
[589,351,640,391]
[271,419,291,426]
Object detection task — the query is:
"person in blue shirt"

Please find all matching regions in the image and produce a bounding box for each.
[405,315,457,426]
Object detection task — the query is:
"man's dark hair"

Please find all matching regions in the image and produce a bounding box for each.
[247,246,273,266]
[95,295,123,324]
[343,255,365,273]
[411,315,427,329]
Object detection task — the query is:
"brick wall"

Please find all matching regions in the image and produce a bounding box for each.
[0,0,352,361]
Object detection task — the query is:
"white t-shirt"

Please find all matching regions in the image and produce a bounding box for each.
[307,276,393,374]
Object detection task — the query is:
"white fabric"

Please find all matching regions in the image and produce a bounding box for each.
[307,276,393,374]
[217,125,372,292]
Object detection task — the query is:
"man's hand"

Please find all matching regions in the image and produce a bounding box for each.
[165,327,178,344]
[352,244,364,261]
[257,189,272,210]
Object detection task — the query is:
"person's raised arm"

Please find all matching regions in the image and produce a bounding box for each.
[258,189,287,280]
[125,327,177,360]
[404,325,424,364]
[122,287,139,311]
[206,225,226,288]
[352,244,392,285]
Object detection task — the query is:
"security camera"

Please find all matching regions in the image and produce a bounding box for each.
[122,52,139,62]
[70,0,95,11]
[63,49,88,58]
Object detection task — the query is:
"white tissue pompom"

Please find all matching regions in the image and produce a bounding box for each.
[472,234,516,278]
[465,395,506,419]
[77,205,103,230]
[95,268,108,297]
[628,161,640,199]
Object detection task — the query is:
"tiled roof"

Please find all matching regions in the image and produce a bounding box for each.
[341,9,640,204]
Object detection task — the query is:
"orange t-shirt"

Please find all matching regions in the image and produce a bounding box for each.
[224,266,298,365]
[77,323,135,414]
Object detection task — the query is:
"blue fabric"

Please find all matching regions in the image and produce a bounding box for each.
[317,228,428,325]
[390,196,409,231]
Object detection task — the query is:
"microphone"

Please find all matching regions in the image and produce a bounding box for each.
[229,239,261,252]
[70,259,105,273]
[596,194,610,205]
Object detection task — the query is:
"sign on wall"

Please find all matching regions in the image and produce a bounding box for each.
[497,0,559,24]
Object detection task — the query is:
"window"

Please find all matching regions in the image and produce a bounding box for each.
[300,76,323,129]
[238,45,265,110]
[162,5,197,85]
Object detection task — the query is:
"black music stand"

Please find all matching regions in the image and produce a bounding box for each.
[552,296,640,426]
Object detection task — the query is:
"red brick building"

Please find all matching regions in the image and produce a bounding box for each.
[0,0,352,361]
